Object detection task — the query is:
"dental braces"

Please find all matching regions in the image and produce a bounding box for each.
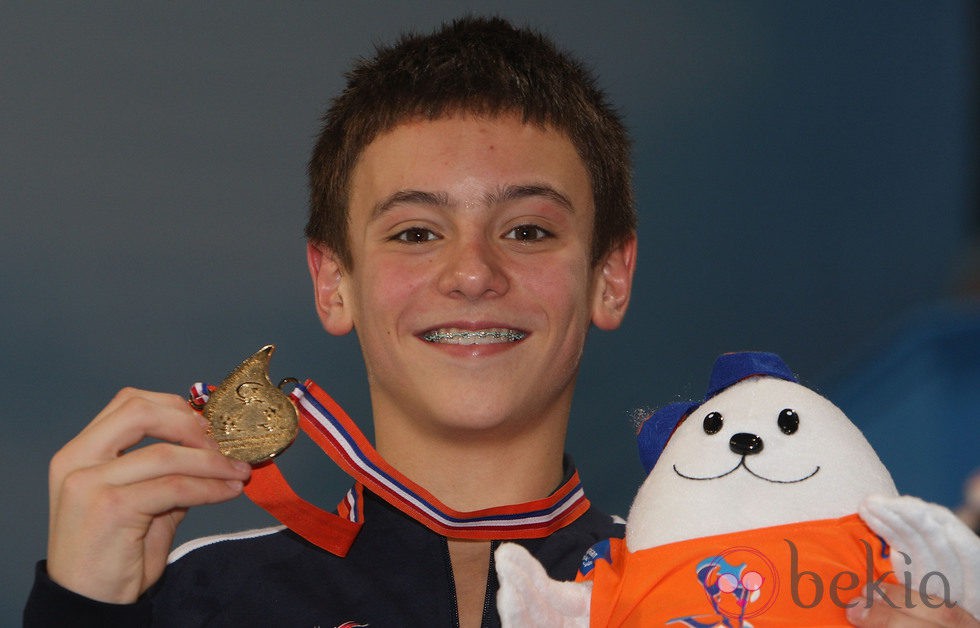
[422,329,526,342]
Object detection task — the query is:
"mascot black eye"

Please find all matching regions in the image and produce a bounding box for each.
[778,408,799,434]
[703,412,723,434]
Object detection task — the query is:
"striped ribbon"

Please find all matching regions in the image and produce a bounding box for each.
[192,379,591,557]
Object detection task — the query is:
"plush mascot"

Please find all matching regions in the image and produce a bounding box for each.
[495,352,980,626]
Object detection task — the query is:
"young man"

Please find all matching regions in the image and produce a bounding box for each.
[24,16,973,628]
[26,17,635,627]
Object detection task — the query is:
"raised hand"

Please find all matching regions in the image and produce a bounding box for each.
[46,388,252,603]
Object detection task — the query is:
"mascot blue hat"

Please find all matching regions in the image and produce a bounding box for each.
[637,352,798,474]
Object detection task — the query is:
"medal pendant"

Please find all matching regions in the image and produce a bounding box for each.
[202,345,299,464]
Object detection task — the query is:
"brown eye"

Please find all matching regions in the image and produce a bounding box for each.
[504,224,552,241]
[394,227,438,243]
[703,412,723,435]
[778,409,799,435]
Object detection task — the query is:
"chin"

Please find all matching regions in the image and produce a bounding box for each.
[425,397,552,441]
[430,408,524,437]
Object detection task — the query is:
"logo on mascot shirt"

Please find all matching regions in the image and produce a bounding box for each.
[578,538,612,577]
[671,546,778,627]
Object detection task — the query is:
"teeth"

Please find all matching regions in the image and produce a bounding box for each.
[422,328,526,345]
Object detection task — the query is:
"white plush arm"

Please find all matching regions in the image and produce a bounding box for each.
[860,494,980,620]
[494,543,592,628]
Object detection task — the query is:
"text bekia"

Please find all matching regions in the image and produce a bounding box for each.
[787,539,955,610]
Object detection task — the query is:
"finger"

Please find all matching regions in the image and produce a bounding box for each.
[56,394,216,472]
[53,444,249,529]
[55,471,246,535]
[118,473,247,515]
[88,388,192,428]
[71,442,251,488]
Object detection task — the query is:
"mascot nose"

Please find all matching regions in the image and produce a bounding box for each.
[729,432,764,456]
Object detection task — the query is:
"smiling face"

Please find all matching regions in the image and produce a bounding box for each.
[626,377,897,550]
[308,114,634,452]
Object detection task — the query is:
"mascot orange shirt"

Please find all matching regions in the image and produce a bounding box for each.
[578,514,896,627]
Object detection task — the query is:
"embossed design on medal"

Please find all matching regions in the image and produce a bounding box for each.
[203,345,299,464]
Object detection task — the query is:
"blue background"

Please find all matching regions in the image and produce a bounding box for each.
[2,2,977,622]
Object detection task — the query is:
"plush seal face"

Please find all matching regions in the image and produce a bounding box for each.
[626,376,898,551]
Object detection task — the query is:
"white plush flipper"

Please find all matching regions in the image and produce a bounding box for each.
[859,494,980,620]
[494,543,592,628]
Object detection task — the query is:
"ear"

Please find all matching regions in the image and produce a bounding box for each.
[590,233,637,331]
[307,241,354,336]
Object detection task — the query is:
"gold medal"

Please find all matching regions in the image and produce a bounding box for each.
[201,345,299,464]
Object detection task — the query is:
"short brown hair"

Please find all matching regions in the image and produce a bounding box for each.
[306,16,635,269]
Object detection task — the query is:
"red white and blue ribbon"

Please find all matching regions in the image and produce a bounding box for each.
[191,379,591,557]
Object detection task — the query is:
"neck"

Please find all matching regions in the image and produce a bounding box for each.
[374,414,567,512]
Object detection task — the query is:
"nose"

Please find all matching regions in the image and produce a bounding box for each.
[437,237,509,300]
[729,432,764,456]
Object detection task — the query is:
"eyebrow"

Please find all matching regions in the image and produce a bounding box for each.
[372,190,451,219]
[370,183,574,219]
[485,184,575,213]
